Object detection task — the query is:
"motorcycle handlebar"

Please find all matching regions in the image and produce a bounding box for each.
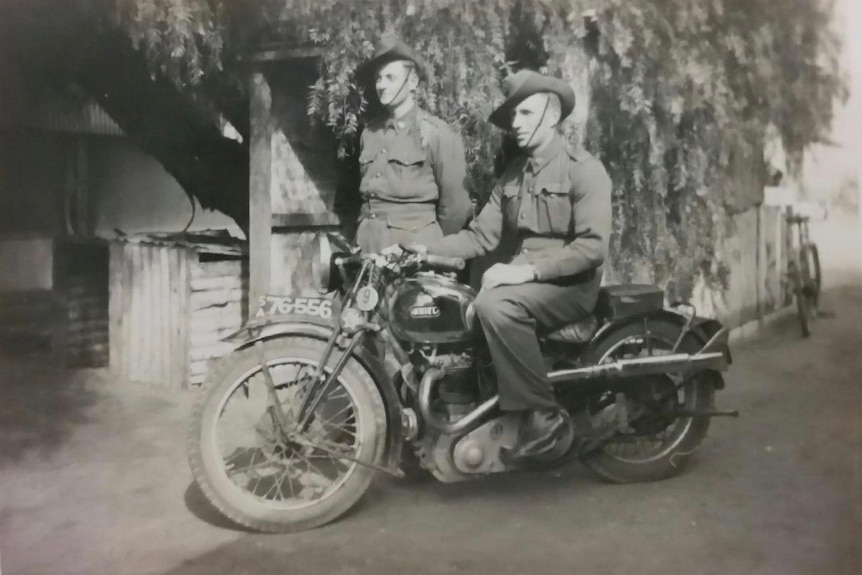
[424,254,466,271]
[334,251,464,273]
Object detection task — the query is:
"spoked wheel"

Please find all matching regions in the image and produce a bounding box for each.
[188,337,386,533]
[808,244,823,307]
[805,244,822,310]
[791,260,812,338]
[579,319,717,483]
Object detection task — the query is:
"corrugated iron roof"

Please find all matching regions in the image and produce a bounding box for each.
[0,58,124,136]
[111,230,247,257]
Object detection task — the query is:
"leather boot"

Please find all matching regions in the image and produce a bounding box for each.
[500,408,568,465]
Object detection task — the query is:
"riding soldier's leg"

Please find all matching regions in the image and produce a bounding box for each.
[472,276,599,461]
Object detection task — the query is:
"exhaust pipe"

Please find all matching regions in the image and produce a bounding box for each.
[418,328,730,429]
[548,327,730,386]
[418,367,499,435]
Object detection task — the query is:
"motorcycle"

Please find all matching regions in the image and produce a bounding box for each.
[188,234,736,533]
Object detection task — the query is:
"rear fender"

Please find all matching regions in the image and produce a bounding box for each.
[590,309,730,388]
[224,316,404,473]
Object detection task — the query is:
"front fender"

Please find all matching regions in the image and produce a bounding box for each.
[223,314,335,349]
[224,315,405,475]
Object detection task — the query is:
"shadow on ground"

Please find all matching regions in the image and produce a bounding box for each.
[0,352,102,465]
[184,481,257,532]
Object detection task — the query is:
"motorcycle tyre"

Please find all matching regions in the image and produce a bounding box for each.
[188,337,387,533]
[579,319,716,483]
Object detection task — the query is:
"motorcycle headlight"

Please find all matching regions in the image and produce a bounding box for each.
[312,232,354,292]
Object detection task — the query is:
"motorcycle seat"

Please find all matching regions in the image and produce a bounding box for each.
[545,315,599,343]
[543,285,665,344]
[595,284,664,321]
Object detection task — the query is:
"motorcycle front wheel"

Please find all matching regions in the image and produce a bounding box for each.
[579,319,718,483]
[188,336,387,533]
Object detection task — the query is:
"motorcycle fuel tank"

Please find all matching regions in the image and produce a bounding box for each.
[389,273,478,344]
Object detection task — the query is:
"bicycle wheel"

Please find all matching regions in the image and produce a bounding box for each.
[807,244,822,308]
[799,244,819,321]
[790,261,810,338]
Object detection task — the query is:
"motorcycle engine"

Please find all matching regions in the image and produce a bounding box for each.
[411,345,513,482]
[410,345,481,412]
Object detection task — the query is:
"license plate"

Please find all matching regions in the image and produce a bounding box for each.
[254,295,335,320]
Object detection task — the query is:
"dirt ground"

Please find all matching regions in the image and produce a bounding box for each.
[1,213,860,575]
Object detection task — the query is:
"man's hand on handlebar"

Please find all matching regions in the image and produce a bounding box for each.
[380,243,464,272]
[381,243,428,259]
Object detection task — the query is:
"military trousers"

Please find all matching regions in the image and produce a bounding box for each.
[473,275,599,411]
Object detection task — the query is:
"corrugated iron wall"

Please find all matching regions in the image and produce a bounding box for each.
[108,241,248,389]
[109,243,192,389]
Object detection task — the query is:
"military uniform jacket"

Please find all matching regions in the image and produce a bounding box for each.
[357,106,472,242]
[430,134,612,282]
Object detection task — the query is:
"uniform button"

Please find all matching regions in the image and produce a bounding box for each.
[381,148,387,153]
[370,193,377,199]
[523,248,530,254]
[369,213,377,219]
[519,213,526,220]
[375,172,382,178]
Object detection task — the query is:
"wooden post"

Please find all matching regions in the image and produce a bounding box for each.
[248,71,273,318]
[248,49,346,315]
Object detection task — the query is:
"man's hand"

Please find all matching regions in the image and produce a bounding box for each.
[381,243,427,258]
[481,263,535,291]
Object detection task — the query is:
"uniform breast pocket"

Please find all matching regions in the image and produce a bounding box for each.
[358,143,382,167]
[388,147,426,197]
[537,183,572,235]
[358,146,381,192]
[501,185,521,225]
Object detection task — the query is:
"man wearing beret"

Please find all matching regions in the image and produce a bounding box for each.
[401,70,613,464]
[353,38,472,253]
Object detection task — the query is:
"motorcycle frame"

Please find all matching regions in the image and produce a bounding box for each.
[222,261,733,475]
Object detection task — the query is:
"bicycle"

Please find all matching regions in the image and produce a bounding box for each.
[784,207,822,337]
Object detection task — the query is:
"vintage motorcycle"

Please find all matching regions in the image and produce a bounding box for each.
[188,234,735,533]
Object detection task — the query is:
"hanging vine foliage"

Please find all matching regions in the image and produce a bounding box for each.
[117,0,847,297]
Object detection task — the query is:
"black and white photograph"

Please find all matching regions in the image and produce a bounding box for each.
[0,1,860,573]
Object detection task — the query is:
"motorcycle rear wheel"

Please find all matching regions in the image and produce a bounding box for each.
[579,319,717,483]
[188,336,387,533]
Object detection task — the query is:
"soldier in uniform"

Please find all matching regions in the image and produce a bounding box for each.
[398,70,613,464]
[353,38,472,253]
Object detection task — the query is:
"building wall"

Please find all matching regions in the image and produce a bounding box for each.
[249,56,345,313]
[690,206,785,328]
[0,128,241,241]
[88,136,240,237]
[0,128,67,236]
[0,237,54,292]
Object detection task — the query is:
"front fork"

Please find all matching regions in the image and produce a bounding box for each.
[253,323,368,438]
[252,264,405,476]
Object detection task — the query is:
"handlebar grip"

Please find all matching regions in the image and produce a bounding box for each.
[425,254,466,271]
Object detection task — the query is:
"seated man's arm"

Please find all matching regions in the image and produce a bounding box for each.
[427,183,506,260]
[531,158,612,281]
[432,129,473,235]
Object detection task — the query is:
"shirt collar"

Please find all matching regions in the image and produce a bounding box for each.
[527,133,565,174]
[384,105,419,131]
